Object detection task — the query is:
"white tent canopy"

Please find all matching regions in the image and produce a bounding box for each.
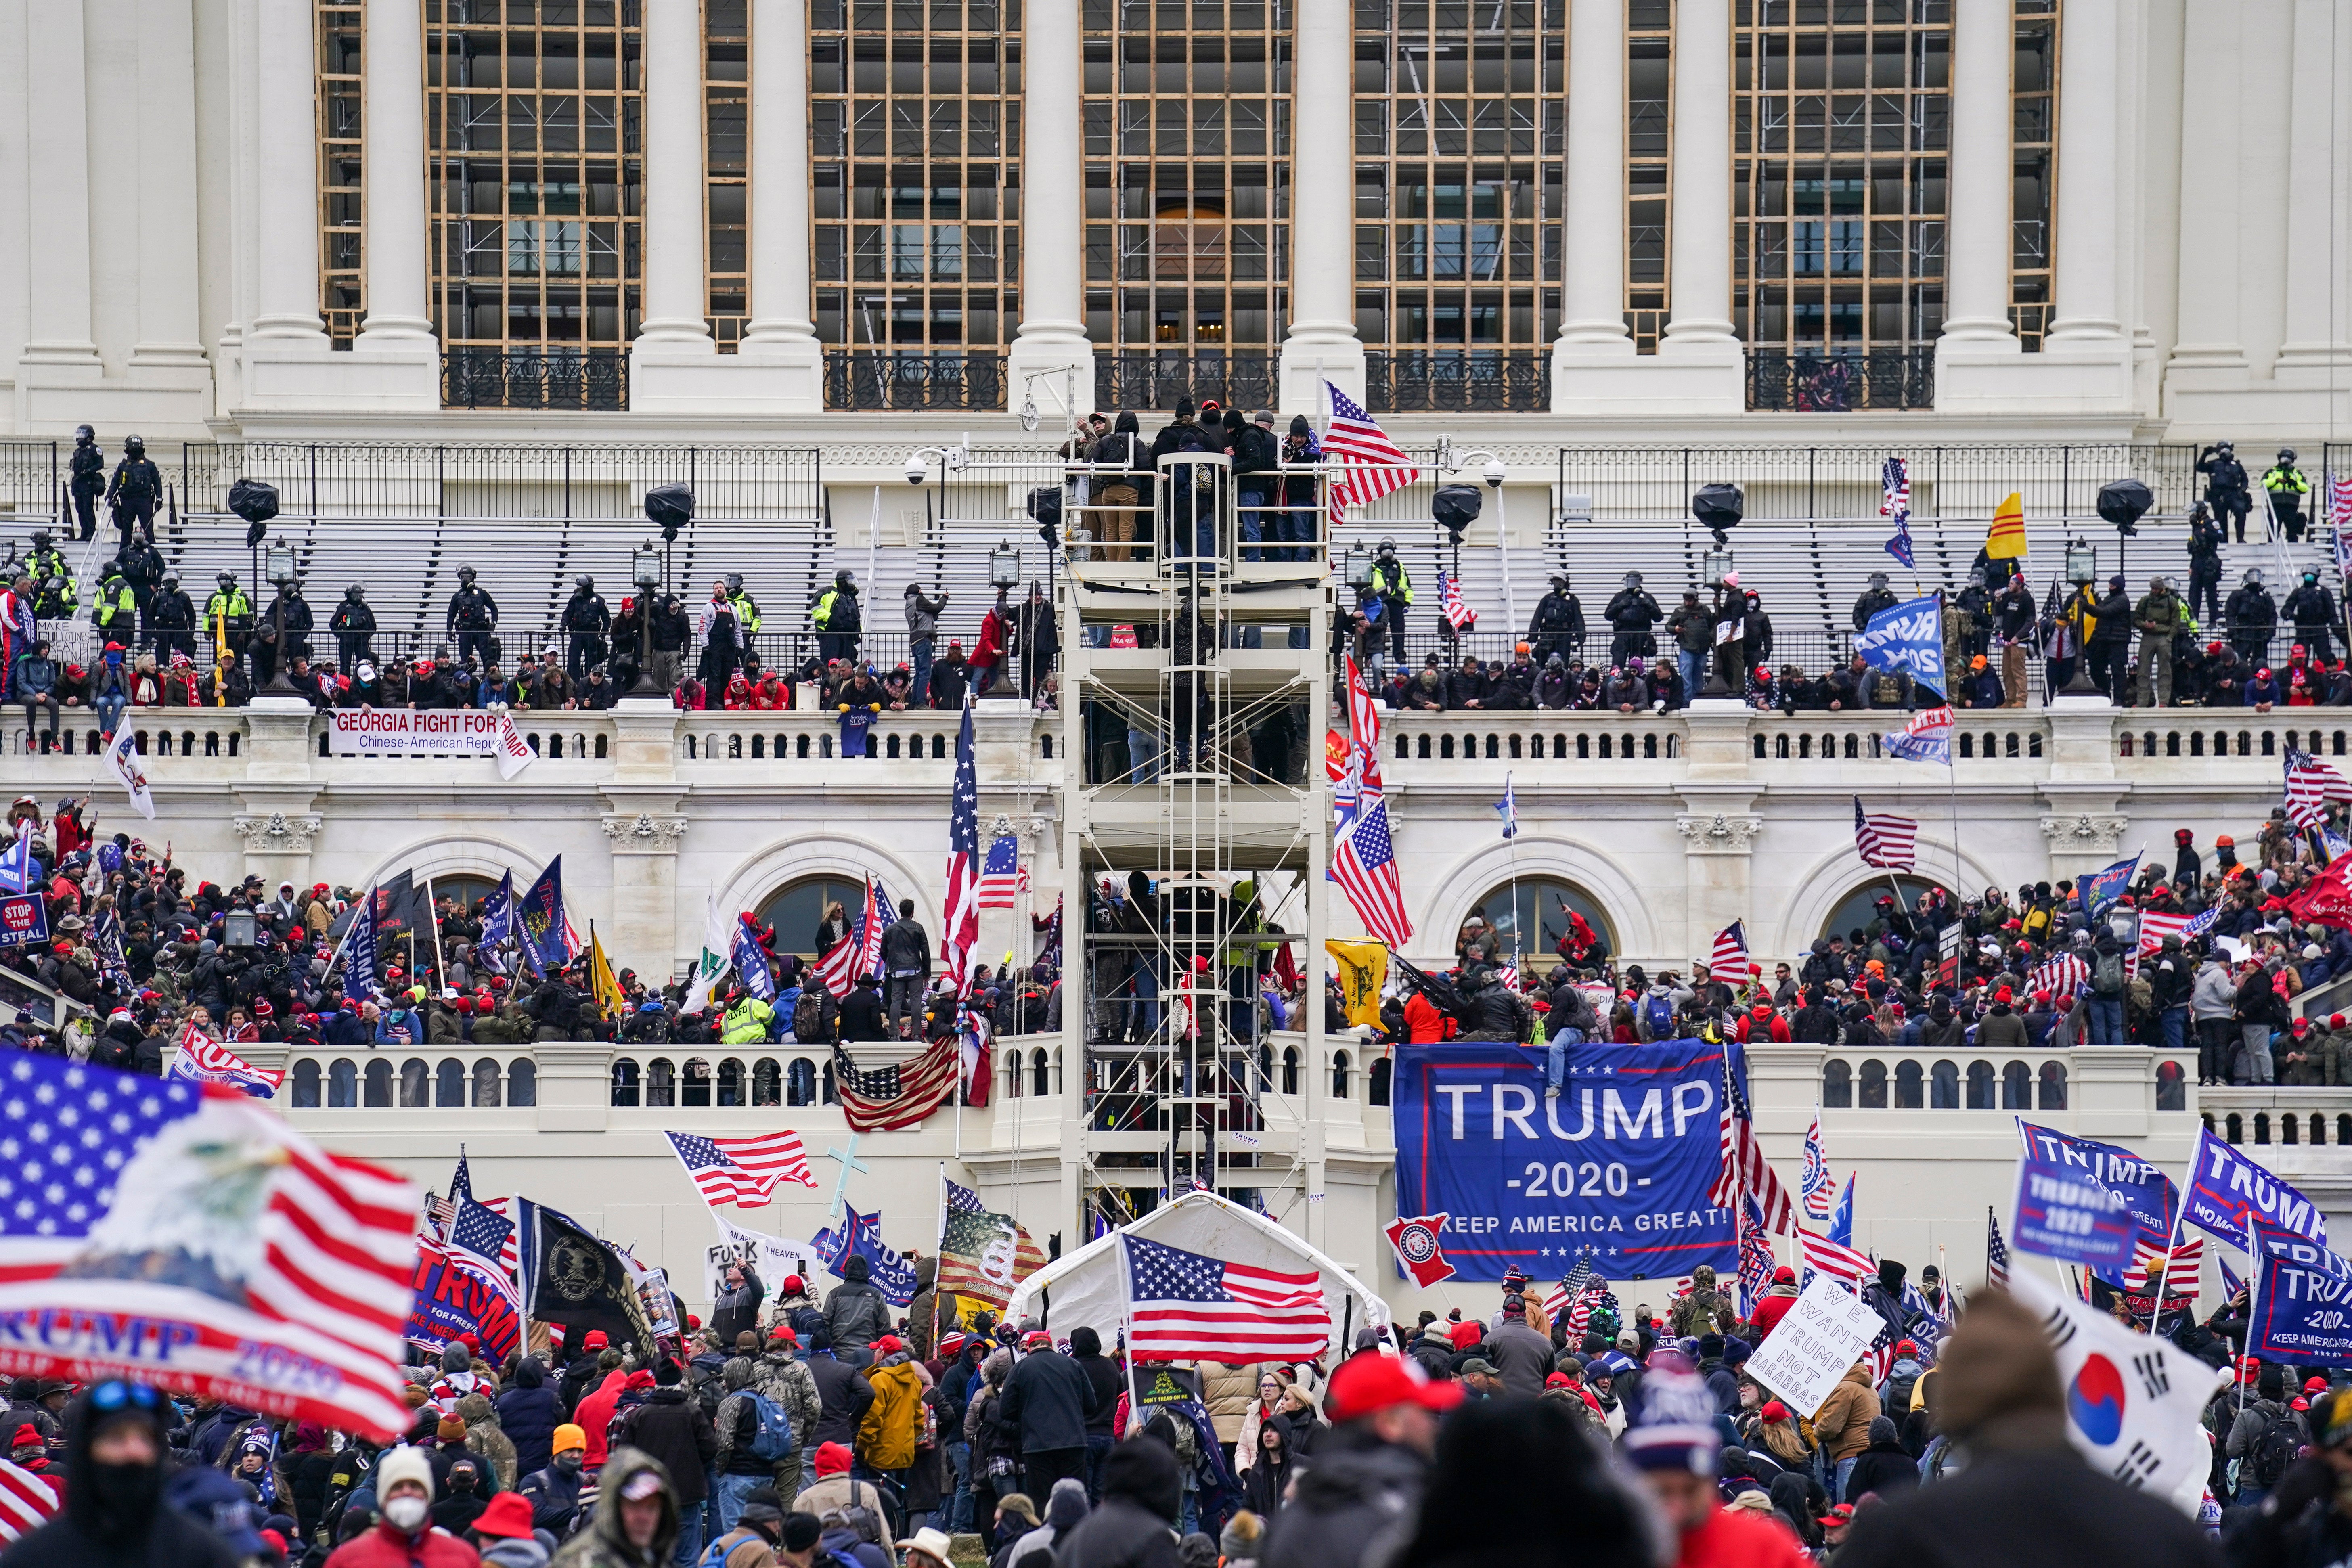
[1004,1192,1391,1355]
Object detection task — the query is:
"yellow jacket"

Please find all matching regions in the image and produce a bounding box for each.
[857,1358,928,1471]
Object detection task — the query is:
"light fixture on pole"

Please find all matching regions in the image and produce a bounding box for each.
[989,542,1022,590]
[1343,542,1372,591]
[628,542,663,695]
[2062,538,2101,695]
[262,540,298,695]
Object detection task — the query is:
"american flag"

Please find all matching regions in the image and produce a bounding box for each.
[1709,1039,1797,1233]
[1801,1114,1837,1220]
[1438,570,1474,631]
[165,1021,285,1097]
[2331,474,2352,529]
[1334,796,1414,949]
[2284,747,2352,829]
[1798,1225,1875,1288]
[664,1130,816,1206]
[815,876,895,1000]
[1123,1233,1331,1361]
[1709,921,1748,976]
[1345,654,1385,796]
[1853,797,1918,871]
[2029,952,2090,997]
[0,1455,58,1545]
[1544,1256,1596,1321]
[0,1055,418,1439]
[475,1195,521,1283]
[1736,1197,1777,1316]
[447,1193,517,1279]
[2122,1234,2203,1299]
[978,835,1022,909]
[944,700,982,993]
[831,1036,962,1131]
[2184,904,2223,941]
[1321,381,1417,527]
[1987,1209,2011,1290]
[1881,457,1915,569]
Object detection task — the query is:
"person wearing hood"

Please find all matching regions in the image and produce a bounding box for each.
[856,1333,931,1487]
[1050,1434,1182,1568]
[1841,1415,1918,1503]
[999,1477,1087,1568]
[457,1391,521,1491]
[319,1443,477,1566]
[1238,1419,1292,1520]
[498,1355,564,1480]
[611,1359,715,1560]
[1813,1361,1884,1503]
[1390,1397,1657,1568]
[823,1255,891,1365]
[1067,1326,1123,1498]
[551,1447,680,1568]
[997,1331,1099,1498]
[2,1380,239,1567]
[1259,1353,1457,1568]
[804,1324,875,1453]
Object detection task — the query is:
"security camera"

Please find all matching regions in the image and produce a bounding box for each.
[905,455,928,486]
[1482,459,1506,489]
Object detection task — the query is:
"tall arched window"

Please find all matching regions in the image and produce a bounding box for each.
[509,1059,536,1106]
[1929,1060,1958,1109]
[1031,1048,1051,1098]
[1463,878,1617,968]
[1893,1061,1923,1108]
[1332,1051,1352,1099]
[718,1059,745,1107]
[1966,1060,1994,1109]
[1370,1057,1393,1106]
[647,1058,676,1108]
[1818,877,1951,944]
[292,1060,322,1108]
[2002,1061,2032,1110]
[1821,1060,1852,1107]
[401,1059,430,1107]
[329,1058,358,1108]
[681,1058,713,1107]
[1280,1047,1300,1095]
[757,875,882,961]
[1858,1059,1888,1108]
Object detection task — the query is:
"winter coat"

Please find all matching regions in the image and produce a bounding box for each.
[807,1354,876,1449]
[1830,1439,2217,1568]
[0,1409,242,1568]
[550,1447,680,1568]
[518,1458,587,1535]
[998,1347,1098,1455]
[710,1266,766,1346]
[1813,1364,1883,1461]
[857,1354,930,1470]
[1487,1321,1554,1399]
[320,1518,482,1566]
[754,1350,824,1448]
[611,1386,715,1505]
[1842,1419,1920,1501]
[497,1356,565,1478]
[823,1279,892,1362]
[1052,1438,1183,1568]
[457,1392,521,1489]
[1257,1430,1426,1568]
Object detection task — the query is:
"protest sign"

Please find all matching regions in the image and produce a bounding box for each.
[2014,1149,2138,1272]
[702,1218,824,1307]
[0,896,48,951]
[1744,1276,1887,1418]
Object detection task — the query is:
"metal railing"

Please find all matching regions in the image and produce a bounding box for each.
[1745,347,1935,412]
[1093,354,1278,414]
[440,349,629,412]
[822,350,1008,411]
[1365,350,1552,412]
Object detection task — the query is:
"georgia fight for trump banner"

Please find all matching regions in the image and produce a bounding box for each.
[2182,1125,2328,1248]
[1392,1038,1736,1281]
[2247,1219,2352,1365]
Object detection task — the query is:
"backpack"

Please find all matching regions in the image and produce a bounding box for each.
[792,987,829,1042]
[2253,1407,2304,1486]
[1641,992,1676,1038]
[2093,951,2126,997]
[746,1390,795,1462]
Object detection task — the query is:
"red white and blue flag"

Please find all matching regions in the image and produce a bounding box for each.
[0,1455,58,1544]
[816,876,895,1000]
[978,835,1022,909]
[1881,457,1914,569]
[1854,798,1918,871]
[1710,1039,1797,1234]
[1438,571,1474,631]
[1123,1233,1330,1361]
[166,1021,285,1098]
[1987,1210,2011,1290]
[1334,797,1414,950]
[1322,381,1418,527]
[1801,1114,1837,1220]
[944,701,982,994]
[1708,921,1748,976]
[664,1130,816,1206]
[0,1054,419,1439]
[1736,1197,1777,1316]
[1799,1225,1876,1289]
[2285,747,2352,829]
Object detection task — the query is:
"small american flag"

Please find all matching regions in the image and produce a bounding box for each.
[2122,1234,2203,1299]
[1798,1224,1875,1288]
[1801,1115,1837,1220]
[978,835,1022,910]
[0,1455,58,1545]
[1123,1233,1331,1361]
[1544,1257,1597,1321]
[447,1193,517,1276]
[1881,457,1915,569]
[664,1130,816,1206]
[1987,1209,2011,1290]
[815,876,896,1000]
[831,1037,963,1131]
[2185,904,2223,941]
[2284,747,2352,829]
[1853,797,1918,871]
[1438,570,1474,631]
[165,1021,285,1097]
[1708,920,1749,976]
[1736,1197,1777,1316]
[1334,797,1414,950]
[1709,1039,1797,1233]
[1322,381,1418,526]
[2029,952,2090,997]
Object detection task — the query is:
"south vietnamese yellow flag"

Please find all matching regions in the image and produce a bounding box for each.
[589,923,627,1015]
[1326,939,1389,1027]
[1985,491,2027,559]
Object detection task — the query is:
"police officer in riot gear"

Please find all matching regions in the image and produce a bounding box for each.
[1527,572,1585,666]
[811,568,862,664]
[1853,570,1900,631]
[1369,538,1413,666]
[2264,448,2312,544]
[2198,441,2253,543]
[562,574,611,683]
[329,584,375,673]
[104,434,162,551]
[446,565,499,669]
[1602,569,1663,668]
[68,425,104,542]
[2187,502,2226,623]
[206,571,253,666]
[145,572,195,663]
[2225,566,2277,671]
[2284,566,2340,666]
[25,532,76,620]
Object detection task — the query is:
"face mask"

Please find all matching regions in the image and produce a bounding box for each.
[555,1451,583,1473]
[384,1494,429,1532]
[87,1459,157,1520]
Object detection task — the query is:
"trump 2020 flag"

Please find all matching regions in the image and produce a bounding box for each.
[0,1054,419,1438]
[1854,593,1945,695]
[811,1204,920,1307]
[2009,1265,2229,1515]
[515,857,576,977]
[2075,854,2143,922]
[730,921,777,1003]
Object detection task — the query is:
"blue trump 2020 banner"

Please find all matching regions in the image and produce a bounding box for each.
[1854,593,1945,695]
[2249,1219,2352,1365]
[2184,1124,2328,1248]
[1393,1038,1735,1281]
[2015,1120,2174,1252]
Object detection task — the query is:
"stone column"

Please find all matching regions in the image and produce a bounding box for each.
[2274,0,2352,384]
[1551,0,1634,371]
[1645,0,1744,410]
[1276,0,1363,413]
[1935,0,2019,356]
[1008,0,1095,416]
[1676,804,1763,965]
[735,0,825,407]
[14,0,104,415]
[249,0,329,345]
[601,809,689,979]
[633,0,714,356]
[348,0,441,405]
[129,0,212,384]
[2043,0,2121,345]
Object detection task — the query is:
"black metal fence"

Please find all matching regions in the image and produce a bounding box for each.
[440,350,628,412]
[1745,348,1935,412]
[823,351,1008,410]
[1365,350,1552,412]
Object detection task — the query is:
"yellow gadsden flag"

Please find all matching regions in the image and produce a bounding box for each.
[589,923,628,1015]
[1985,492,2027,559]
[1326,939,1390,1028]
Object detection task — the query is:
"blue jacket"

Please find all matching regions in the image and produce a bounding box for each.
[496,1356,565,1478]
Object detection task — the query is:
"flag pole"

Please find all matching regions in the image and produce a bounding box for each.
[2240,1214,2259,1414]
[932,1162,948,1353]
[1119,1233,1142,1439]
[323,882,369,984]
[1986,1204,1994,1292]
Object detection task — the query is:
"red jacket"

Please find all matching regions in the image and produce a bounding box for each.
[1734,1009,1791,1044]
[1748,1285,1800,1340]
[324,1520,482,1566]
[1403,993,1453,1045]
[574,1369,632,1467]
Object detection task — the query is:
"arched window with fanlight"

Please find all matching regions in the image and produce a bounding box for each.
[1461,878,1617,971]
[1818,877,1953,944]
[756,875,886,962]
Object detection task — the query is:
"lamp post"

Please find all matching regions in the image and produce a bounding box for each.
[1699,543,1735,697]
[262,540,297,695]
[224,908,257,950]
[628,542,662,695]
[2063,538,2101,695]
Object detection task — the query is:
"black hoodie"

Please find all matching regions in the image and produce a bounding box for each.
[1050,1436,1181,1568]
[4,1390,239,1567]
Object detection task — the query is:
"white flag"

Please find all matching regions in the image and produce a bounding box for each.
[494,712,534,779]
[102,726,155,820]
[681,896,733,1016]
[2010,1266,2228,1515]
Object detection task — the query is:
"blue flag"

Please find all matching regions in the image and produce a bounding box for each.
[811,1204,919,1306]
[2075,854,2141,921]
[516,858,572,978]
[1495,772,1518,840]
[731,922,777,1002]
[2016,1120,2176,1254]
[1854,593,1946,695]
[2248,1220,2352,1365]
[1828,1172,1856,1248]
[0,825,32,896]
[1885,513,1915,571]
[1883,730,1950,765]
[477,871,515,973]
[342,884,377,991]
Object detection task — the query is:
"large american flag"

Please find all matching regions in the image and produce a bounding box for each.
[0,1055,418,1439]
[2285,747,2352,829]
[446,1155,521,1284]
[1438,570,1474,631]
[1853,797,1918,871]
[2029,951,2090,997]
[664,1130,816,1206]
[1987,1209,2011,1290]
[1322,381,1417,526]
[1798,1225,1875,1288]
[1543,1257,1597,1324]
[1709,920,1748,976]
[978,835,1022,910]
[1801,1114,1837,1220]
[2331,473,2352,530]
[0,1455,58,1545]
[446,1193,517,1281]
[1736,1197,1777,1316]
[944,700,982,993]
[1123,1233,1330,1361]
[2122,1234,2203,1299]
[816,876,895,1000]
[1709,1040,1796,1233]
[1334,796,1414,949]
[832,1037,962,1131]
[165,1021,285,1098]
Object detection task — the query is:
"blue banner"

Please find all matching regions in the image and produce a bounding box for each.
[2183,1125,2329,1247]
[2015,1121,2174,1250]
[811,1203,919,1306]
[477,871,515,971]
[2014,1147,2139,1271]
[1854,593,1945,694]
[2075,855,2142,921]
[732,923,777,1002]
[516,858,570,977]
[1392,1037,1736,1281]
[0,893,50,951]
[1883,730,1950,765]
[2249,1220,2352,1365]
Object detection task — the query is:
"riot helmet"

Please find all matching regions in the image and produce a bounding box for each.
[457,565,477,583]
[123,435,144,458]
[1622,570,1642,590]
[2280,448,2298,464]
[346,584,365,601]
[1868,572,1889,590]
[726,572,744,593]
[73,425,93,444]
[576,574,594,592]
